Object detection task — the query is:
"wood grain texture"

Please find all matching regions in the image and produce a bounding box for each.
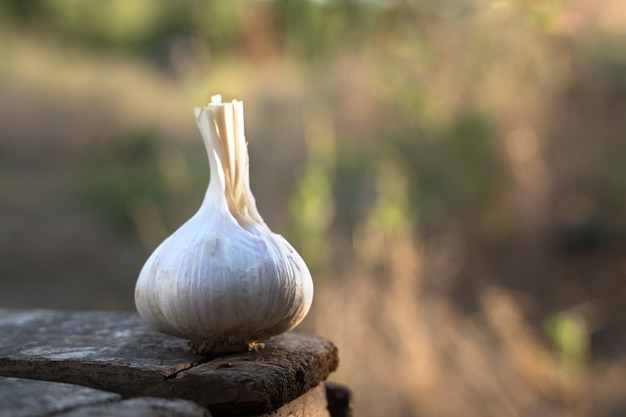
[0,310,338,416]
[0,376,120,417]
[0,376,211,417]
[55,397,211,417]
[261,383,329,417]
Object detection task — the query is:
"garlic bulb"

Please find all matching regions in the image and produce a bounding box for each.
[134,95,313,354]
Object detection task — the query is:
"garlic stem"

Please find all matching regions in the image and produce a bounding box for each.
[197,96,264,229]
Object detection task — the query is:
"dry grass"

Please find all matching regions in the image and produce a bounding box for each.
[312,233,626,416]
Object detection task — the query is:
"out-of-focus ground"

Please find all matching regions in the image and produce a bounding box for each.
[1,1,626,416]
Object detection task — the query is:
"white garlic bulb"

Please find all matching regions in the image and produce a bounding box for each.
[135,95,314,354]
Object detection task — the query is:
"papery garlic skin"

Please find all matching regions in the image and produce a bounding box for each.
[134,96,313,353]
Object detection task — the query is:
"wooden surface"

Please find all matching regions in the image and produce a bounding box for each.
[0,376,210,417]
[262,383,329,417]
[0,309,340,416]
[56,397,210,417]
[0,376,119,417]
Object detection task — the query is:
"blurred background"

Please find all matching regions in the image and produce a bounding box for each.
[1,0,626,415]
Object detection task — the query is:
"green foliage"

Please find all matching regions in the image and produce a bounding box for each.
[78,131,166,231]
[289,164,335,272]
[544,312,589,373]
[14,0,617,244]
[277,0,385,63]
[387,112,499,233]
[369,159,412,237]
[289,105,337,272]
[0,0,400,62]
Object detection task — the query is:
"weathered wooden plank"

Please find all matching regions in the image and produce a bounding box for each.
[168,333,338,415]
[0,376,120,417]
[0,376,211,417]
[0,310,338,416]
[261,382,328,417]
[55,397,211,417]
